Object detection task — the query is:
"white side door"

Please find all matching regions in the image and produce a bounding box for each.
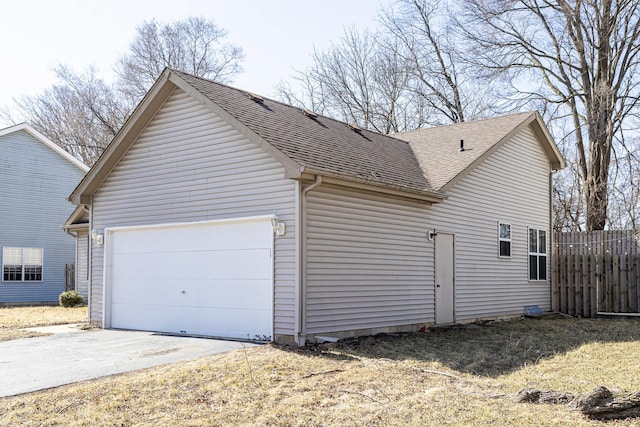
[435,233,455,324]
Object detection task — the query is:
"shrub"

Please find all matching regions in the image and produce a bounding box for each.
[59,291,84,307]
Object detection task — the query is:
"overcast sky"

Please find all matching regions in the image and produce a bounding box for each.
[0,0,390,126]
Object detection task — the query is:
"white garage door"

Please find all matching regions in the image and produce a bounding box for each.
[106,217,274,341]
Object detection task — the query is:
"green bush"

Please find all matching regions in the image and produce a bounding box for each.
[59,290,84,307]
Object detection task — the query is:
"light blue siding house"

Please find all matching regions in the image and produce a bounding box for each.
[0,123,88,304]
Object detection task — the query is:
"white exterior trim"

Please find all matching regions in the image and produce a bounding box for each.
[498,222,512,258]
[0,123,89,172]
[1,247,44,283]
[102,214,277,235]
[102,215,277,337]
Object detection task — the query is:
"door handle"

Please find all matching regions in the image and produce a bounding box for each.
[436,284,441,288]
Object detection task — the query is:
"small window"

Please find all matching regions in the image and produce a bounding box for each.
[528,229,547,281]
[498,223,511,257]
[2,247,43,282]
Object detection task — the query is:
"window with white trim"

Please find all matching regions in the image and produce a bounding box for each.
[2,247,43,282]
[498,223,511,257]
[528,229,547,281]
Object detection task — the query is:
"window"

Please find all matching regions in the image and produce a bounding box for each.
[498,223,511,257]
[528,229,547,281]
[2,247,43,282]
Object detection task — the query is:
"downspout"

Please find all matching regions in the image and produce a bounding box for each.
[63,228,77,238]
[296,175,322,346]
[549,170,555,312]
[88,199,93,325]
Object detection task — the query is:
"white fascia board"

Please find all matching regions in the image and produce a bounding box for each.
[0,123,89,172]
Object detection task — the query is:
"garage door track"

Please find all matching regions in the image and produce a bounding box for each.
[0,328,256,397]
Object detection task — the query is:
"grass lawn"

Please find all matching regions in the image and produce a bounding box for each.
[0,305,87,342]
[1,316,639,426]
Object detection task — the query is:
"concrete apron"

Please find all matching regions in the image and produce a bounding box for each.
[23,323,87,334]
[0,326,257,397]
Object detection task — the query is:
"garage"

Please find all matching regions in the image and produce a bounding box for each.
[104,217,274,341]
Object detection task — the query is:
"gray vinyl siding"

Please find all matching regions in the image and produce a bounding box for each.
[427,126,552,321]
[0,130,85,303]
[75,231,89,300]
[90,88,296,334]
[305,187,433,334]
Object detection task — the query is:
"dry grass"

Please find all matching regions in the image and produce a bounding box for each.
[0,306,87,342]
[1,316,639,426]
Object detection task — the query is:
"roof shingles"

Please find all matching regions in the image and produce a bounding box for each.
[395,112,536,190]
[173,71,436,195]
[172,71,553,196]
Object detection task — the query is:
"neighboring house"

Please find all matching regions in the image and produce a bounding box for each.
[68,69,564,344]
[0,124,88,304]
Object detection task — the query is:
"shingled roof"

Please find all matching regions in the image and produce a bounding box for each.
[70,69,563,205]
[172,70,436,197]
[395,112,552,191]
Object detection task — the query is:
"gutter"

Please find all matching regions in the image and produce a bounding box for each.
[62,226,77,238]
[295,175,323,346]
[299,167,444,203]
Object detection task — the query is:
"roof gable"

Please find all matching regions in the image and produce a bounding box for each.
[71,69,443,205]
[0,123,89,172]
[171,70,437,197]
[395,112,565,191]
[70,69,564,205]
[63,205,89,231]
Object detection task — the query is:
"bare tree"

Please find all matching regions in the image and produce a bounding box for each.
[278,0,491,135]
[278,28,426,133]
[608,137,640,230]
[10,66,128,165]
[116,17,244,102]
[381,0,491,124]
[3,17,244,166]
[553,163,586,231]
[460,0,640,230]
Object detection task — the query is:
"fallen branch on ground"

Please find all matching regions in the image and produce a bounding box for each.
[514,386,640,420]
[301,369,344,379]
[418,369,461,380]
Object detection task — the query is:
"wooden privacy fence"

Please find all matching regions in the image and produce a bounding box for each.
[65,263,75,292]
[554,253,640,317]
[555,230,639,255]
[553,231,640,317]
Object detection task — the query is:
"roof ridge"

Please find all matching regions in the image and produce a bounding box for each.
[169,69,412,147]
[396,111,536,136]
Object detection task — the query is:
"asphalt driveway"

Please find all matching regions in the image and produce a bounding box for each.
[0,328,257,397]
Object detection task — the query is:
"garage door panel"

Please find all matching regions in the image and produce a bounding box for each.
[111,303,271,338]
[111,278,185,305]
[111,303,185,333]
[112,221,271,254]
[181,279,273,309]
[108,218,274,340]
[112,278,273,309]
[111,248,271,281]
[179,306,272,338]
